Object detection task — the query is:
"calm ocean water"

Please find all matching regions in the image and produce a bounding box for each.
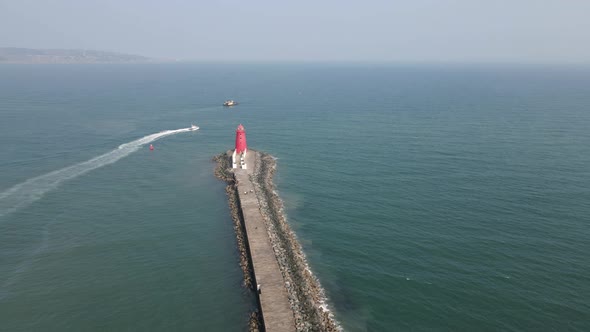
[1,64,589,331]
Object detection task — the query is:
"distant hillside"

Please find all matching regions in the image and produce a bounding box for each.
[0,48,153,63]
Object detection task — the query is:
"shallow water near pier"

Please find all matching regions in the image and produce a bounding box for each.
[1,64,590,331]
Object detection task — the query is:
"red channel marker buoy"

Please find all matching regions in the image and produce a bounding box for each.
[149,144,154,151]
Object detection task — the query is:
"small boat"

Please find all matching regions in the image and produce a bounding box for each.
[149,144,154,151]
[223,100,238,106]
[190,124,199,131]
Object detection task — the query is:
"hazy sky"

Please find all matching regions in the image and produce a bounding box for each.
[1,0,589,63]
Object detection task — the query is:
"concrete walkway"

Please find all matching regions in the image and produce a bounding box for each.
[234,151,296,332]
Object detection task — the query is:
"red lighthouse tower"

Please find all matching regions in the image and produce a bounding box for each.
[232,124,248,169]
[235,124,247,154]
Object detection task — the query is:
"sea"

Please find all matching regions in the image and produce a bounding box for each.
[0,63,589,331]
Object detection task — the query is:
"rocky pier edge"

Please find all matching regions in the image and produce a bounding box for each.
[214,151,340,332]
[213,153,262,332]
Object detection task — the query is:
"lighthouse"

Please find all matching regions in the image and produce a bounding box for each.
[232,124,248,169]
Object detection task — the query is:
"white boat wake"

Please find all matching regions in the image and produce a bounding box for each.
[0,127,193,219]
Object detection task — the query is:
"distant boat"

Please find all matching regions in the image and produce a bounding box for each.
[190,124,199,131]
[149,144,154,151]
[223,100,238,106]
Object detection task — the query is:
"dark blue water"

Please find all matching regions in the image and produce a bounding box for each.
[1,64,589,331]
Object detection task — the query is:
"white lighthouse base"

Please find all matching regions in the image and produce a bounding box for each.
[232,149,247,169]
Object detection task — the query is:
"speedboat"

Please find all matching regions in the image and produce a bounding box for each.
[190,124,199,131]
[223,100,238,106]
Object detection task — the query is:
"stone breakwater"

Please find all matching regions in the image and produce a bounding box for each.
[252,152,340,332]
[214,151,340,332]
[213,153,261,332]
[213,153,254,289]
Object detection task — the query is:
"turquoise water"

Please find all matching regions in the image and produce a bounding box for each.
[1,64,589,331]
